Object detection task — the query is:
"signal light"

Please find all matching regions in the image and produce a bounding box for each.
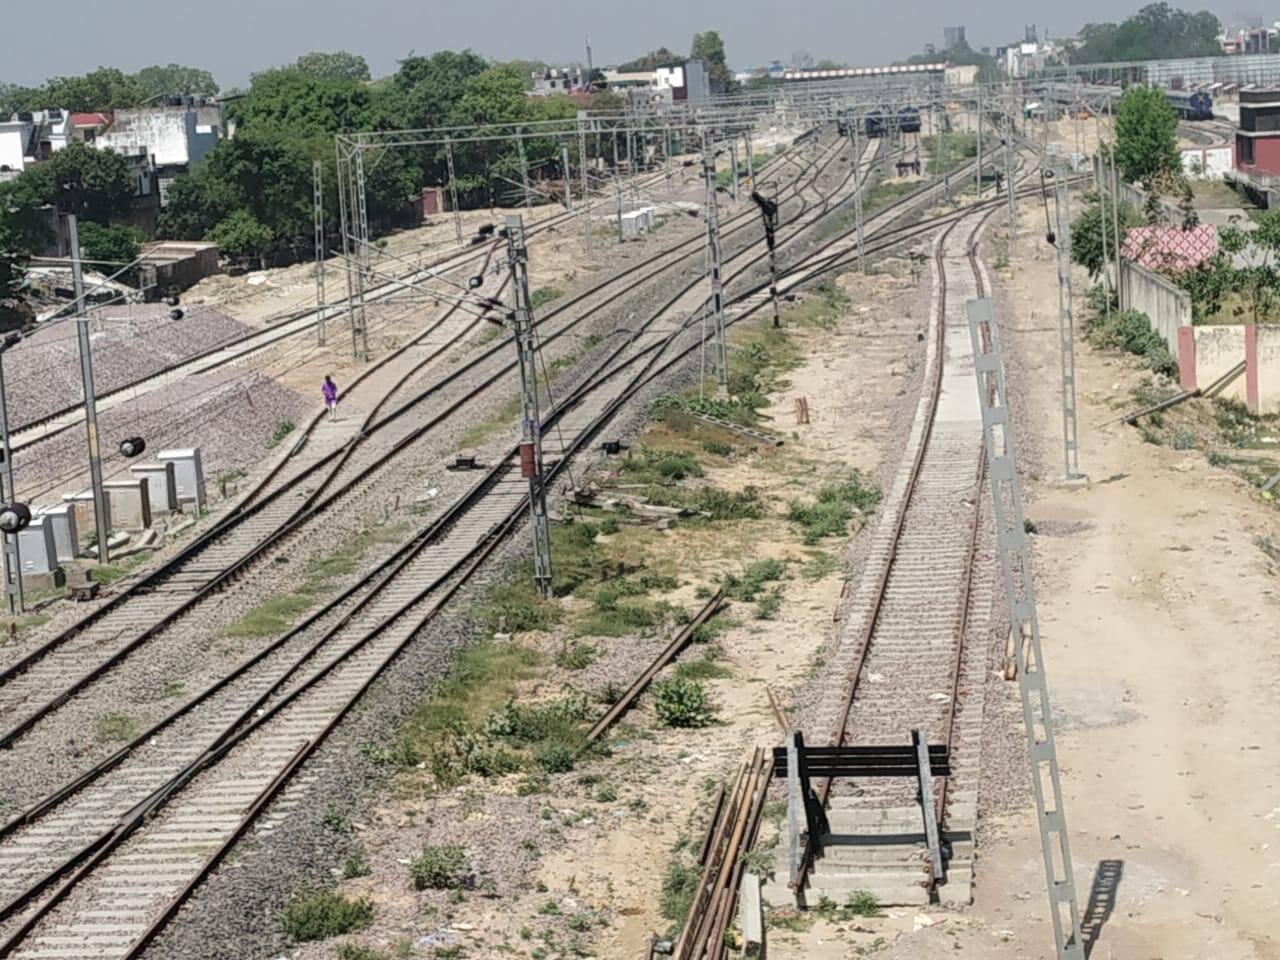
[169,308,184,321]
[119,436,146,458]
[0,502,31,534]
[166,295,180,307]
[469,275,484,289]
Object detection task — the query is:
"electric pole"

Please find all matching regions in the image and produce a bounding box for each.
[561,145,572,210]
[0,341,24,614]
[729,137,740,201]
[701,153,729,394]
[66,214,111,563]
[504,215,554,599]
[1050,169,1085,483]
[845,115,867,273]
[313,159,326,346]
[975,87,984,199]
[751,187,782,329]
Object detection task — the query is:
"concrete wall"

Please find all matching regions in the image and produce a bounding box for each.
[1191,325,1247,404]
[98,107,219,168]
[1180,323,1280,413]
[1181,145,1233,180]
[1119,259,1191,353]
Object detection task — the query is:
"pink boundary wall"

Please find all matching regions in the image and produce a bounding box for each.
[1177,327,1196,391]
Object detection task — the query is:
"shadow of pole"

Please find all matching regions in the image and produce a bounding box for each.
[1081,858,1124,958]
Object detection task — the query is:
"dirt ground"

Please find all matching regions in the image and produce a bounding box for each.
[971,214,1280,960]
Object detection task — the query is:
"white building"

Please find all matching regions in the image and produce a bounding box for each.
[96,103,221,205]
[530,67,586,96]
[0,109,72,180]
[604,60,709,106]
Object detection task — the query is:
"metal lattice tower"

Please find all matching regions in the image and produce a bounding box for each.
[352,148,372,361]
[1050,171,1083,481]
[844,117,866,273]
[444,136,462,244]
[504,215,554,598]
[313,159,326,346]
[701,153,729,393]
[0,353,23,614]
[966,298,1084,960]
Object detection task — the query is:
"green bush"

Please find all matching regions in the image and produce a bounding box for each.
[788,472,881,544]
[535,742,576,773]
[409,843,471,890]
[281,891,373,941]
[653,676,715,727]
[722,558,785,602]
[695,485,764,520]
[555,641,598,670]
[701,439,732,456]
[336,946,390,960]
[342,852,371,879]
[1084,309,1177,377]
[661,859,701,925]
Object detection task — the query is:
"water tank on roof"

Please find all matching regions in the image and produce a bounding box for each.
[47,109,62,120]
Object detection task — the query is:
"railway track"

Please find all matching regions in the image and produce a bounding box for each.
[8,163,682,453]
[0,129,854,761]
[773,197,1003,909]
[0,123,882,959]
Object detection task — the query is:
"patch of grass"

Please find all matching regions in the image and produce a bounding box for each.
[458,394,523,448]
[304,524,409,585]
[800,549,840,580]
[342,852,371,879]
[480,581,562,633]
[755,590,782,620]
[396,640,541,777]
[554,641,598,670]
[530,286,564,310]
[766,909,815,932]
[617,446,703,484]
[281,891,373,941]
[653,676,716,727]
[410,843,471,890]
[660,858,701,930]
[337,946,390,960]
[221,591,314,638]
[88,550,153,585]
[700,439,732,456]
[94,712,138,743]
[267,420,296,449]
[722,558,786,602]
[1083,308,1177,377]
[675,656,733,681]
[574,597,670,637]
[787,472,880,544]
[921,131,977,176]
[865,179,920,215]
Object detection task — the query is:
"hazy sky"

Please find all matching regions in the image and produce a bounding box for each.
[0,0,1258,88]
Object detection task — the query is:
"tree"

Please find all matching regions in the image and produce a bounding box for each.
[691,31,736,92]
[75,221,141,273]
[38,68,147,111]
[44,142,135,221]
[616,48,682,72]
[135,63,220,98]
[230,67,376,137]
[209,210,274,266]
[1071,198,1140,277]
[294,51,372,83]
[1114,86,1181,183]
[1074,3,1221,63]
[814,59,846,70]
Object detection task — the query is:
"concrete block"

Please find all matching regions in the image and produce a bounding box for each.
[130,462,178,513]
[103,480,152,532]
[37,503,79,561]
[158,448,206,513]
[17,515,58,574]
[61,490,112,540]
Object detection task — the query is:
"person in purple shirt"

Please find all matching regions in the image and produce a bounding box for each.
[322,375,339,420]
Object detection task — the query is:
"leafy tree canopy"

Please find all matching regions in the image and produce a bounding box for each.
[76,220,141,269]
[616,47,683,72]
[208,209,275,263]
[392,50,488,129]
[230,67,376,138]
[293,51,372,83]
[691,31,736,92]
[1074,3,1221,63]
[135,63,219,98]
[1114,85,1181,182]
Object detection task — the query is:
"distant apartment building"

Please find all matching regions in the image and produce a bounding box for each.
[529,67,587,96]
[95,100,222,206]
[603,61,709,107]
[944,26,966,50]
[0,109,72,180]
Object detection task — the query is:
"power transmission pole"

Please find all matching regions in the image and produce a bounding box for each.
[1050,170,1085,483]
[504,215,553,599]
[561,145,572,210]
[0,347,24,614]
[352,148,371,362]
[729,137,740,201]
[66,214,111,563]
[1003,106,1017,259]
[613,134,623,241]
[516,131,531,209]
[846,116,867,273]
[743,130,755,191]
[445,135,463,245]
[313,159,326,346]
[967,297,1085,960]
[701,153,729,394]
[975,87,984,198]
[578,122,592,258]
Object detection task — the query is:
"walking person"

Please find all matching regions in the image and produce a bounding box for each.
[322,374,339,420]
